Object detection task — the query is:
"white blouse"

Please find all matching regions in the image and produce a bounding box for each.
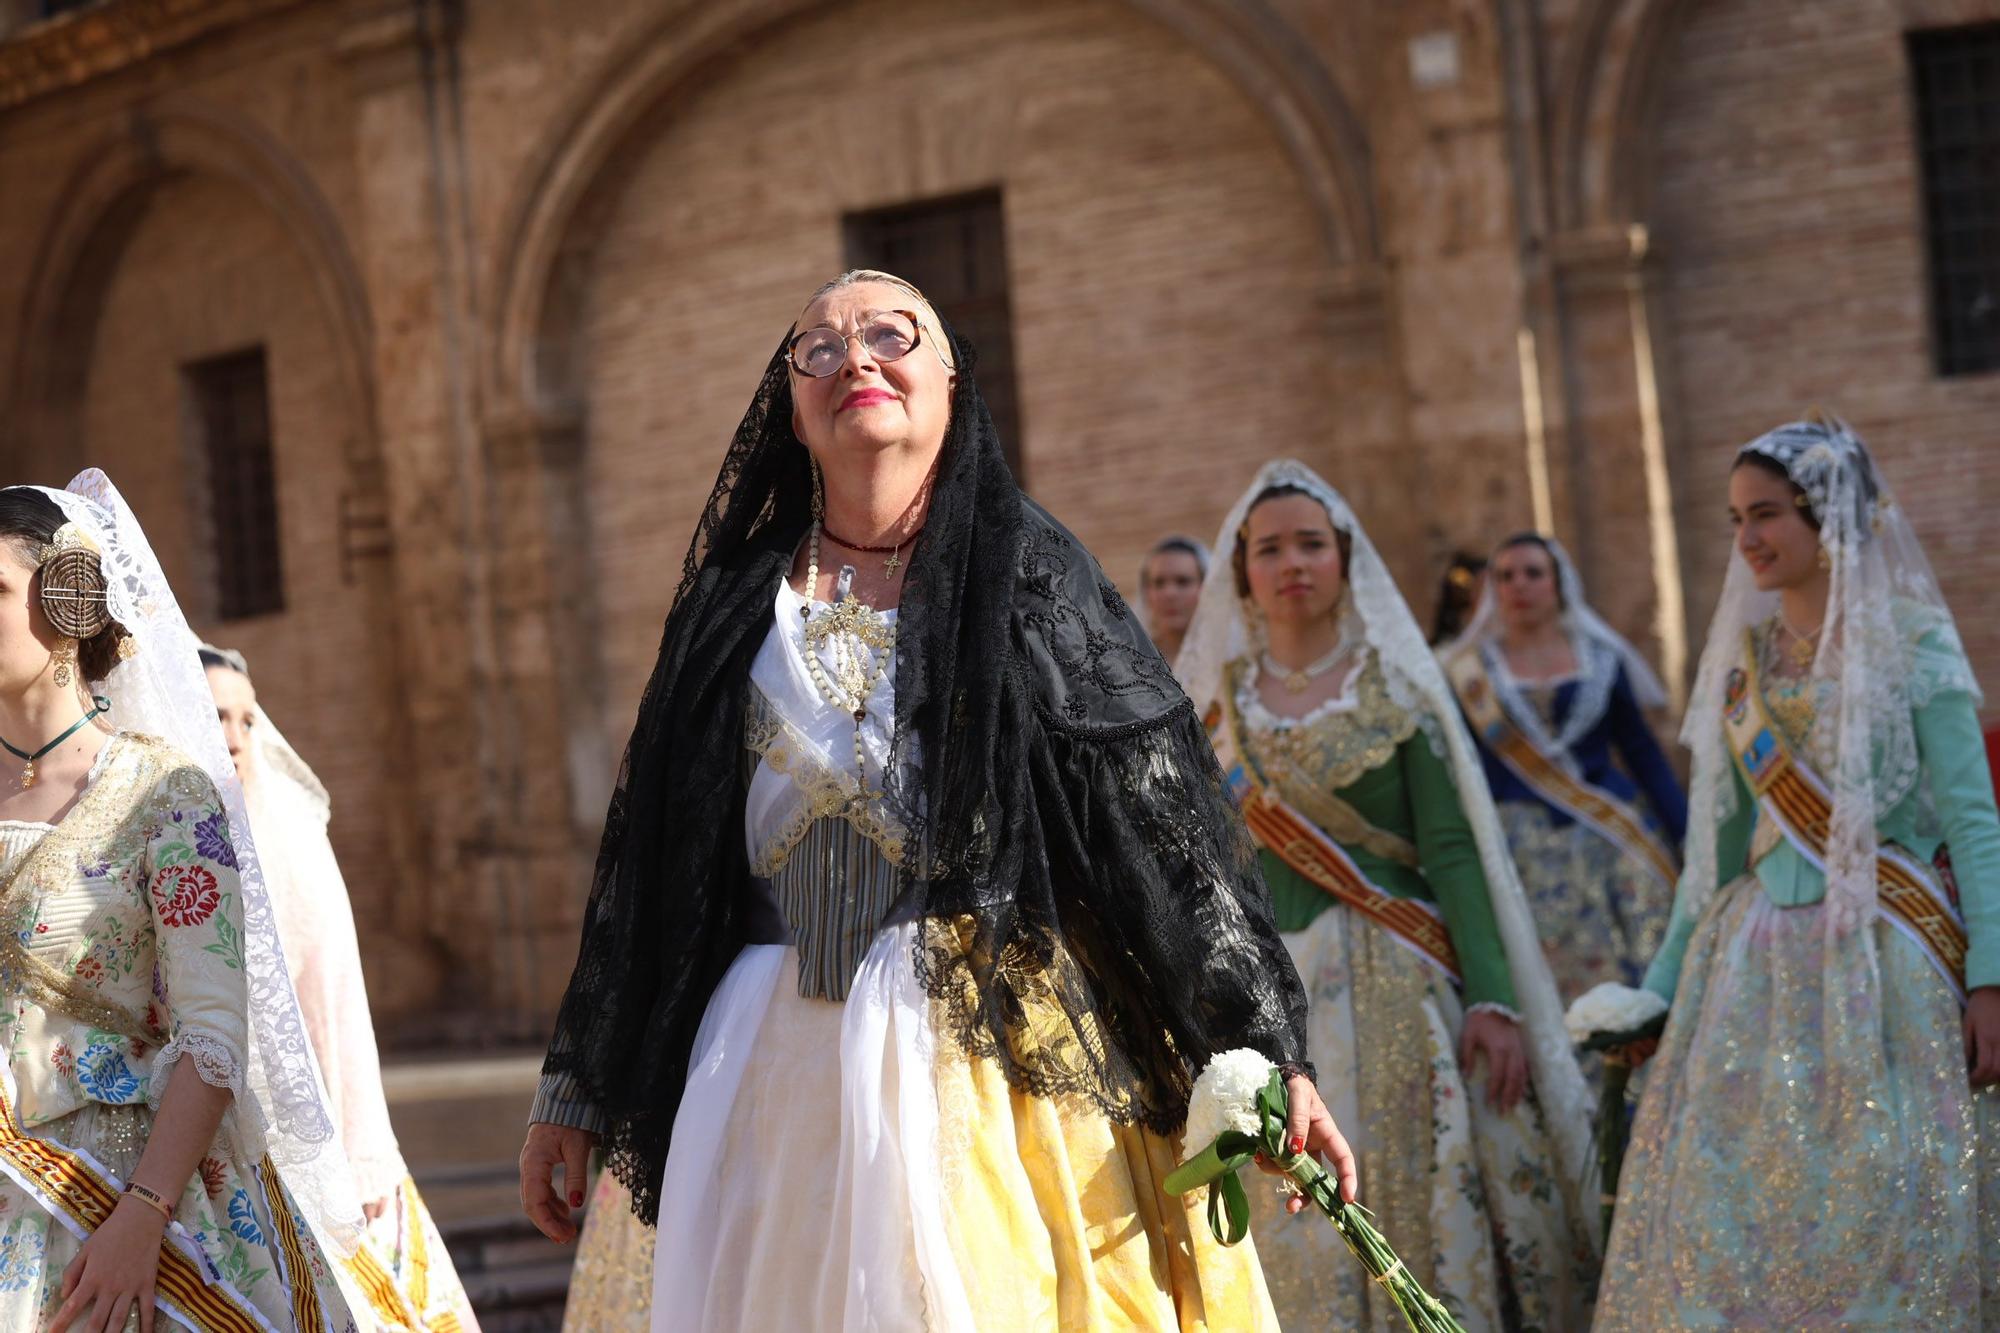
[744,577,907,874]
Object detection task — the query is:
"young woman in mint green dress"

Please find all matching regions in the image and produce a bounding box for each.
[1595,419,2000,1328]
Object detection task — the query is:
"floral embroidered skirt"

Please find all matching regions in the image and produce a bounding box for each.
[1252,907,1599,1333]
[560,1172,651,1331]
[0,1100,355,1330]
[649,926,1279,1332]
[1500,801,1671,1003]
[1598,877,2000,1329]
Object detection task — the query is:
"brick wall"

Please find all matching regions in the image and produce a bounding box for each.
[1,0,1993,1039]
[1650,0,2000,690]
[53,170,433,1014]
[564,0,1357,725]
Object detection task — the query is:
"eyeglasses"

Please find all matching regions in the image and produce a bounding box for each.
[786,310,924,377]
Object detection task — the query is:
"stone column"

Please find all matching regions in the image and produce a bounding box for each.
[338,0,586,1037]
[1550,224,1692,706]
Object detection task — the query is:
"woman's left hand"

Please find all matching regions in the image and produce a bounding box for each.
[1252,1074,1359,1211]
[50,1196,164,1333]
[1966,986,2000,1087]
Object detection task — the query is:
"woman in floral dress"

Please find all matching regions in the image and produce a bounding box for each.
[1181,460,1599,1331]
[1441,534,1684,1004]
[0,471,357,1331]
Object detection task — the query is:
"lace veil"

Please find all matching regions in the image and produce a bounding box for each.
[1439,535,1667,761]
[543,285,1307,1223]
[32,471,364,1252]
[1678,419,1978,935]
[1178,459,1596,1194]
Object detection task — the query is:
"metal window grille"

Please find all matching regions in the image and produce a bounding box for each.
[1908,23,2000,377]
[843,189,1026,479]
[185,348,285,619]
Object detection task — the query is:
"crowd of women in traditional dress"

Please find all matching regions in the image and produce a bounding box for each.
[0,262,1991,1332]
[517,270,1994,1332]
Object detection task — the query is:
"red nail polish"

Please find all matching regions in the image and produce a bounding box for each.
[569,1191,583,1207]
[1289,1134,1306,1155]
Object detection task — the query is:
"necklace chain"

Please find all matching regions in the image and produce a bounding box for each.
[0,696,110,790]
[1261,641,1351,694]
[801,521,896,799]
[820,522,917,577]
[1778,611,1824,667]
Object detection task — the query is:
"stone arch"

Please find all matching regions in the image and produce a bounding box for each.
[485,0,1379,420]
[9,94,377,465]
[1548,0,1697,233]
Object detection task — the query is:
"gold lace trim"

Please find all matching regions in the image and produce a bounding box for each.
[743,687,908,875]
[0,733,177,1042]
[1231,654,1421,806]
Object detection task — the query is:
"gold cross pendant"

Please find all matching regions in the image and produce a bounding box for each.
[883,552,902,577]
[19,762,34,790]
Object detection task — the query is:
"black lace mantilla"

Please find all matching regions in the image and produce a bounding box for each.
[542,323,1309,1225]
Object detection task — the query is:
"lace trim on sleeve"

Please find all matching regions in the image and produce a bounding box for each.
[1466,1000,1523,1023]
[149,1030,268,1157]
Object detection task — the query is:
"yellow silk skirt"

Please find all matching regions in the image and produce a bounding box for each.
[648,929,1278,1332]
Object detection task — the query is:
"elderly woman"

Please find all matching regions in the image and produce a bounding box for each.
[517,271,1355,1332]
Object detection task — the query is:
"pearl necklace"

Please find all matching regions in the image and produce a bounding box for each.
[799,520,896,797]
[1260,641,1352,694]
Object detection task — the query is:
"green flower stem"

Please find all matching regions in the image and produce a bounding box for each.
[1276,1151,1466,1333]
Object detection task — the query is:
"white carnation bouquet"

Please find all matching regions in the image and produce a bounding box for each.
[1563,982,1670,1240]
[1162,1050,1465,1333]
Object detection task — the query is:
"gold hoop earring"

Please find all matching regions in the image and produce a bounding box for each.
[1817,546,1832,572]
[51,636,76,691]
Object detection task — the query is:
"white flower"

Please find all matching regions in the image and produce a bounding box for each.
[1181,1048,1277,1163]
[1563,982,1667,1044]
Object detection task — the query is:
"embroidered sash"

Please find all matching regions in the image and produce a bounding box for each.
[1723,632,1969,1003]
[1210,697,1461,984]
[1446,649,1679,893]
[339,1178,464,1333]
[0,1062,277,1332]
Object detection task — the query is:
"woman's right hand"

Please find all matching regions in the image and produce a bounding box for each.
[519,1121,599,1243]
[50,1195,166,1333]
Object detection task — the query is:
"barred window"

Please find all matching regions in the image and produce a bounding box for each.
[844,189,1026,478]
[185,348,285,619]
[1908,22,2000,377]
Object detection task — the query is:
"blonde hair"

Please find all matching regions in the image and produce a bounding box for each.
[795,269,956,370]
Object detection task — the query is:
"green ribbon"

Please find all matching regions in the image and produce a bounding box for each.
[0,696,111,768]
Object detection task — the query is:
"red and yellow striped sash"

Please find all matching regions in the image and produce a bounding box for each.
[1724,632,1968,1002]
[0,1073,274,1332]
[1446,649,1679,891]
[1210,698,1461,983]
[340,1178,463,1332]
